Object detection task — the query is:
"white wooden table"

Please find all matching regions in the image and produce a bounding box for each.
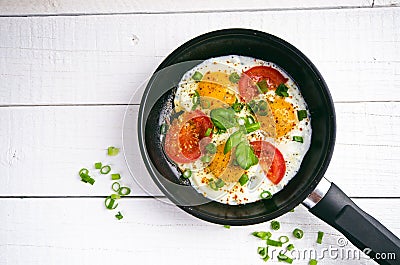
[1,1,399,264]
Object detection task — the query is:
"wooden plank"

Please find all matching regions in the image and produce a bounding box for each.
[0,197,398,265]
[0,0,390,16]
[1,7,400,105]
[0,102,399,197]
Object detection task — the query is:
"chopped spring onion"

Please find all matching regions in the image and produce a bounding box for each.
[260,190,272,200]
[192,71,203,81]
[257,247,270,261]
[293,136,304,143]
[160,123,168,134]
[107,146,119,156]
[266,238,283,247]
[208,180,218,191]
[293,228,304,239]
[279,236,289,244]
[215,179,225,188]
[258,100,268,111]
[239,174,249,186]
[115,211,123,220]
[317,231,324,244]
[256,80,269,93]
[223,225,231,229]
[205,143,217,154]
[252,231,272,240]
[278,252,293,264]
[245,122,260,133]
[271,220,280,230]
[100,165,111,174]
[232,102,243,112]
[248,100,256,109]
[204,127,212,137]
[112,182,120,192]
[80,173,95,185]
[297,110,308,121]
[201,99,211,109]
[104,196,118,210]
[258,110,268,116]
[182,169,192,179]
[309,259,318,265]
[118,187,131,196]
[201,155,211,163]
[246,115,255,124]
[94,162,102,169]
[111,194,121,200]
[286,244,295,251]
[276,83,289,97]
[290,209,295,212]
[111,173,121,180]
[229,72,241,84]
[191,90,200,110]
[79,168,89,176]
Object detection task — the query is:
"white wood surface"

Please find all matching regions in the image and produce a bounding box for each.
[0,1,399,265]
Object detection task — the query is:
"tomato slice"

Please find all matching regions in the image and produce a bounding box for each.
[164,110,213,163]
[250,141,286,185]
[239,66,289,102]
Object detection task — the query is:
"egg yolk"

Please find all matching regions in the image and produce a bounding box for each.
[197,72,236,107]
[268,96,297,138]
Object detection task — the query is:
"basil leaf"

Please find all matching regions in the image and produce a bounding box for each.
[210,108,237,130]
[224,130,244,154]
[235,142,258,170]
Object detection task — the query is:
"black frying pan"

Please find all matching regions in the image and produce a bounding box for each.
[138,29,399,265]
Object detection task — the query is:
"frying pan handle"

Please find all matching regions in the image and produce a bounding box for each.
[303,178,400,265]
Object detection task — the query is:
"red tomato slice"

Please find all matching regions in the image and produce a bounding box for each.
[164,110,213,163]
[239,66,289,102]
[250,141,286,185]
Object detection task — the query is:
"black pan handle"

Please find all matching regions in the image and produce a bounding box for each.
[303,178,400,265]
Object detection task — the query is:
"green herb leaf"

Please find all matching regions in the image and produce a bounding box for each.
[224,130,244,154]
[210,108,238,130]
[229,72,241,84]
[235,142,258,170]
[256,80,269,93]
[275,83,289,97]
[205,143,217,154]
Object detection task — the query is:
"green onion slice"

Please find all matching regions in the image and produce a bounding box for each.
[201,155,211,163]
[278,252,293,264]
[111,194,120,200]
[309,259,318,265]
[160,123,168,134]
[252,231,272,240]
[94,162,102,169]
[80,173,95,185]
[205,143,217,154]
[271,220,281,230]
[257,246,269,261]
[79,168,89,176]
[104,196,118,210]
[245,122,260,133]
[232,102,243,112]
[317,231,324,244]
[286,244,295,251]
[192,71,203,81]
[111,173,121,180]
[229,72,241,84]
[293,228,304,239]
[118,187,131,196]
[279,236,289,244]
[201,99,211,109]
[107,146,120,156]
[260,190,272,199]
[204,127,212,137]
[182,169,192,179]
[112,182,120,192]
[115,211,123,220]
[239,174,249,186]
[215,178,225,188]
[297,110,308,121]
[100,165,111,174]
[223,225,230,229]
[208,180,218,191]
[276,83,289,97]
[256,80,269,93]
[293,136,304,143]
[266,238,283,247]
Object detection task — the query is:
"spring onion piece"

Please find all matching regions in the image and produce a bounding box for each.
[245,122,260,133]
[276,83,289,97]
[278,252,293,264]
[215,178,225,188]
[286,244,295,251]
[104,196,118,210]
[192,71,203,81]
[111,194,121,200]
[293,228,304,239]
[229,72,241,84]
[293,136,304,143]
[224,225,231,229]
[204,127,212,137]
[94,162,102,169]
[257,247,270,261]
[279,236,289,244]
[112,182,120,192]
[258,110,268,116]
[252,231,272,240]
[107,146,120,156]
[232,102,243,112]
[290,209,295,212]
[201,155,211,163]
[160,123,168,134]
[256,80,269,93]
[258,100,268,111]
[182,169,192,179]
[115,211,123,220]
[239,174,249,186]
[260,190,272,200]
[208,180,218,191]
[118,187,131,196]
[248,100,256,110]
[201,99,211,109]
[205,143,217,154]
[80,173,95,185]
[309,259,318,265]
[317,231,324,244]
[111,173,121,180]
[266,238,283,247]
[297,110,308,121]
[79,168,89,176]
[271,220,280,230]
[191,90,200,110]
[100,165,111,174]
